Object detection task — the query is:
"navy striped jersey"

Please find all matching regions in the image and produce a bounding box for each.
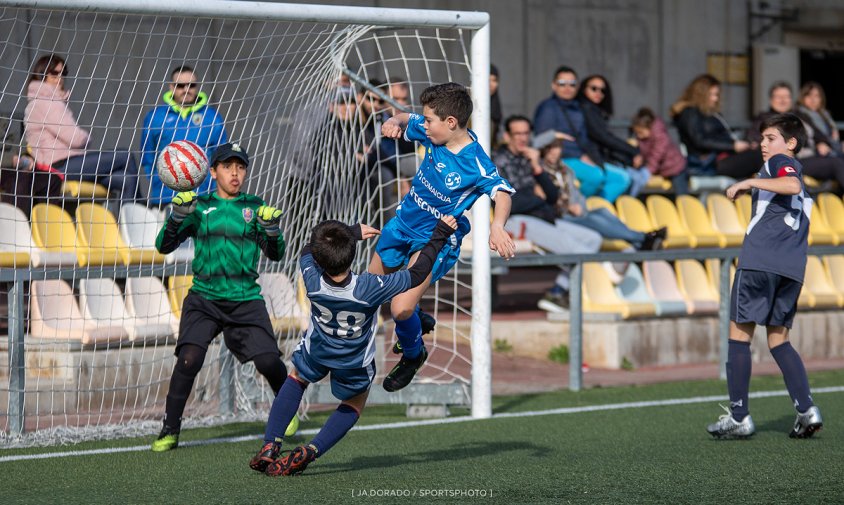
[737,154,810,282]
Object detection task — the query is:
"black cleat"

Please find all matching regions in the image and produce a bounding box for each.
[383,345,428,392]
[249,442,280,472]
[265,444,318,477]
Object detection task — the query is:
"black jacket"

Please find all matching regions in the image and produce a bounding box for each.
[673,106,734,158]
[581,100,639,166]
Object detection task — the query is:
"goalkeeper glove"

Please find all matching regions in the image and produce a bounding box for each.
[170,191,197,222]
[257,205,282,236]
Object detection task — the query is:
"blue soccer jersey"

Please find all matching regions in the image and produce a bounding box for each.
[298,251,412,369]
[737,154,811,282]
[394,113,514,240]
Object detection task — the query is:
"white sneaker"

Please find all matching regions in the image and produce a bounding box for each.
[707,405,755,439]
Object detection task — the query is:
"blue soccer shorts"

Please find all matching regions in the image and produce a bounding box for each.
[730,269,802,328]
[291,346,375,401]
[375,216,470,283]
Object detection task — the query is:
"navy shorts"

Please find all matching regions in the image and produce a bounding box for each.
[291,346,375,401]
[176,292,280,363]
[730,269,802,328]
[375,217,469,283]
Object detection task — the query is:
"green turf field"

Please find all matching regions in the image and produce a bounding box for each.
[2,370,842,504]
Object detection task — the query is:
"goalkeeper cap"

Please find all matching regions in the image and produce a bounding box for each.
[211,142,249,167]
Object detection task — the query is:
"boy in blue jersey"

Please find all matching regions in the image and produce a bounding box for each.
[249,215,458,476]
[707,113,823,439]
[374,82,516,392]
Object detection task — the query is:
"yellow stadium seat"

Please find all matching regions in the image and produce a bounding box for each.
[735,193,752,227]
[676,195,727,248]
[62,180,109,199]
[803,175,822,190]
[818,193,844,242]
[705,193,745,247]
[645,195,695,248]
[582,263,655,319]
[808,202,838,246]
[75,203,167,266]
[705,258,736,293]
[167,275,194,319]
[675,260,719,314]
[616,195,655,233]
[799,256,843,308]
[585,197,630,251]
[31,203,80,266]
[644,175,673,191]
[823,255,844,295]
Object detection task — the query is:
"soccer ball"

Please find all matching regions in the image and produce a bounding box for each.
[157,140,209,191]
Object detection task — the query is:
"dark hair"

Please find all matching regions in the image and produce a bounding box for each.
[552,65,577,81]
[504,115,532,134]
[577,74,614,117]
[420,82,473,128]
[28,54,66,84]
[759,113,806,155]
[171,65,195,80]
[768,80,793,98]
[631,107,656,129]
[310,221,356,276]
[490,64,499,78]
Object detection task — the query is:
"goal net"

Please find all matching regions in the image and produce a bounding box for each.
[0,0,491,447]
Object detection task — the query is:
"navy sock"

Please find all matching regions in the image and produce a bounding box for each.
[771,342,814,413]
[726,339,752,421]
[394,311,422,359]
[310,404,360,457]
[263,376,306,444]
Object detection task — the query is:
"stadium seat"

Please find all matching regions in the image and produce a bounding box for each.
[645,195,695,248]
[674,260,719,314]
[705,258,736,293]
[167,275,194,319]
[818,193,844,241]
[80,278,174,341]
[705,194,745,247]
[125,277,179,335]
[29,279,128,344]
[0,203,32,267]
[582,262,655,319]
[675,195,727,248]
[61,180,109,199]
[30,203,80,266]
[798,256,843,309]
[257,272,309,333]
[822,255,844,296]
[76,203,167,266]
[119,202,164,251]
[734,194,752,227]
[642,260,689,315]
[808,202,838,246]
[616,263,677,316]
[155,206,195,263]
[616,195,656,234]
[643,175,673,192]
[585,197,631,251]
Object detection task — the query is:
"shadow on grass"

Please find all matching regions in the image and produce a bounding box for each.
[493,392,544,413]
[754,414,795,434]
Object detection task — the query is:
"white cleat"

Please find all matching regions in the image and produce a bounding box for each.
[789,405,823,439]
[707,405,755,439]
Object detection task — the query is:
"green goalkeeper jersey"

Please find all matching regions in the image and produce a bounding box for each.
[155,192,285,302]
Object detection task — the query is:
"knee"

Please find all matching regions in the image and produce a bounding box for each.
[392,305,416,321]
[175,347,205,376]
[252,353,285,376]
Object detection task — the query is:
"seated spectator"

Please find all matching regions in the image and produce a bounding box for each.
[631,107,689,195]
[577,75,650,196]
[24,54,140,205]
[750,81,844,193]
[533,66,631,203]
[141,65,227,206]
[670,74,761,179]
[533,130,666,250]
[492,115,603,312]
[797,81,843,156]
[1,116,63,216]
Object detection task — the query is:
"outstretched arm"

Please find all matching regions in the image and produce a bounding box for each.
[490,192,516,259]
[381,113,411,139]
[726,176,801,200]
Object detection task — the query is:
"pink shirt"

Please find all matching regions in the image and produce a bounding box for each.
[24,80,89,166]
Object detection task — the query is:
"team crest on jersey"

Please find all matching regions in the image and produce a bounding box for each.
[242,208,254,223]
[191,113,203,126]
[444,172,462,189]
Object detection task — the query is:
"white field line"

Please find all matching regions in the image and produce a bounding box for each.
[2,385,842,463]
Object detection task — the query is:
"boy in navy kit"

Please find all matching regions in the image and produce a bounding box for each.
[708,113,823,439]
[374,82,516,392]
[249,215,458,476]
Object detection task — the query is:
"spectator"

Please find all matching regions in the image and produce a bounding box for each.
[492,115,603,312]
[533,129,666,250]
[577,74,650,196]
[670,73,761,179]
[490,64,503,148]
[140,65,227,206]
[797,82,842,156]
[533,66,631,202]
[750,81,844,192]
[24,54,140,205]
[1,116,63,216]
[631,107,689,195]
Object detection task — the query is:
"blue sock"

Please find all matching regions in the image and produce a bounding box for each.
[726,339,752,421]
[263,376,306,444]
[771,342,814,413]
[310,404,360,457]
[394,312,422,359]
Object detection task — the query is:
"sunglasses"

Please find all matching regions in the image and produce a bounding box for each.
[174,82,199,90]
[46,67,68,77]
[555,79,578,88]
[588,85,606,93]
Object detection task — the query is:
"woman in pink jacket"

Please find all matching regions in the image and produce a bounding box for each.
[24,54,139,204]
[631,107,689,195]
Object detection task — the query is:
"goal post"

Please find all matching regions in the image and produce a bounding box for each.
[0,0,493,447]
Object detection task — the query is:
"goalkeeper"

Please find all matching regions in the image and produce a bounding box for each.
[150,142,294,452]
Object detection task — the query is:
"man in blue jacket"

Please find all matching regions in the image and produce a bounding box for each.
[141,66,228,205]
